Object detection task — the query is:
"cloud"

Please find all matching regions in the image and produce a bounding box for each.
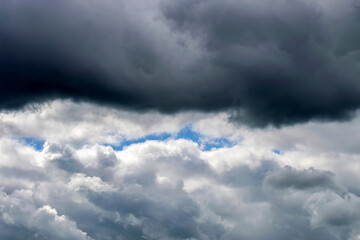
[264,167,341,191]
[1,102,360,239]
[0,190,91,240]
[161,0,360,126]
[2,0,360,126]
[305,192,360,228]
[0,100,205,145]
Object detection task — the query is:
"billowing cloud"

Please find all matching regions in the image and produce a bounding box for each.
[2,0,360,126]
[0,102,360,239]
[3,1,360,237]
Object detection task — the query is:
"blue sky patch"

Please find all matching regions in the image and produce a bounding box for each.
[272,149,283,155]
[20,137,45,151]
[176,125,201,143]
[105,125,235,151]
[106,132,172,150]
[176,124,235,151]
[201,137,235,151]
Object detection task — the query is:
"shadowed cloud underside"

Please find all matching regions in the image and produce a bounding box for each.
[1,0,360,126]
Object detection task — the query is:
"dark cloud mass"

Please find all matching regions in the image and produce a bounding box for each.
[2,0,360,126]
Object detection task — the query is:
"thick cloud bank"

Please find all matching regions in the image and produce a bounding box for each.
[2,101,360,239]
[2,0,360,126]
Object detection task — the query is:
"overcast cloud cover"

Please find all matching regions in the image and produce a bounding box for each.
[2,0,360,239]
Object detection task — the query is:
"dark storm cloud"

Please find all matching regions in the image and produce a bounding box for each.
[161,0,360,126]
[2,0,360,126]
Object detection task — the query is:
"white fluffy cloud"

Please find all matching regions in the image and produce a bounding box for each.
[0,100,206,144]
[1,101,360,239]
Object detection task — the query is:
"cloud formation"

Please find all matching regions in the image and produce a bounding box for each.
[0,136,358,240]
[1,102,360,239]
[2,0,360,126]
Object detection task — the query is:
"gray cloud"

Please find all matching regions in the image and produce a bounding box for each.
[161,0,360,126]
[264,167,341,191]
[2,0,360,126]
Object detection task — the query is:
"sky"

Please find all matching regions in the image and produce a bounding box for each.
[2,0,360,239]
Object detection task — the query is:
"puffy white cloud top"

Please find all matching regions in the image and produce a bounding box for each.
[1,101,360,239]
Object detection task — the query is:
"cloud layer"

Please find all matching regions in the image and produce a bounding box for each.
[1,101,360,239]
[2,0,360,237]
[2,0,360,126]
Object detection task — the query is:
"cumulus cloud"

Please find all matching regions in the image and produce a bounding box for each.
[1,102,360,239]
[0,190,91,240]
[0,137,356,240]
[2,0,360,126]
[0,100,205,144]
